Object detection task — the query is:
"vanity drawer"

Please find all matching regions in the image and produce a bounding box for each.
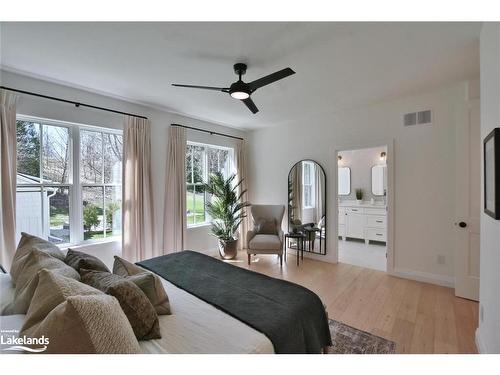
[364,207,386,216]
[365,215,386,228]
[346,207,363,214]
[365,228,387,242]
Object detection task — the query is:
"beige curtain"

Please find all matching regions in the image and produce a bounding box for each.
[314,165,324,224]
[291,165,302,222]
[0,90,19,270]
[163,126,186,253]
[236,139,249,250]
[122,116,155,262]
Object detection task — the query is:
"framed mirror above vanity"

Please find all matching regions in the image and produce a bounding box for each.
[287,160,326,255]
[338,167,351,196]
[371,165,387,196]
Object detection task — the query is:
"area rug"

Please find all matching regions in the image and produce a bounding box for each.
[327,319,396,354]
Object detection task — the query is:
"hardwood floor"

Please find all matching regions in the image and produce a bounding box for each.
[234,251,479,354]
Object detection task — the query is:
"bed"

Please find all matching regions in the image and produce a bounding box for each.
[0,272,274,354]
[1,250,331,354]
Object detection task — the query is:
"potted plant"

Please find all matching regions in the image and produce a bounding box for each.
[203,171,251,260]
[355,188,364,205]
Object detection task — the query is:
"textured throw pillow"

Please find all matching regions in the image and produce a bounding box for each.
[10,232,66,284]
[254,218,277,235]
[113,256,171,315]
[20,270,141,354]
[80,269,161,340]
[65,249,110,273]
[12,249,80,314]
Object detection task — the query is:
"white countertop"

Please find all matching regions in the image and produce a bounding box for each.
[339,200,386,209]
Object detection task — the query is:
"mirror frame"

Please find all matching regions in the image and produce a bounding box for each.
[337,166,351,196]
[287,159,327,255]
[371,164,386,196]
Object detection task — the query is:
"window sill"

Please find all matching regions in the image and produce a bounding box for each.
[187,223,212,230]
[57,237,121,250]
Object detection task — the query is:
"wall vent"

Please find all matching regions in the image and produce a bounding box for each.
[403,109,432,126]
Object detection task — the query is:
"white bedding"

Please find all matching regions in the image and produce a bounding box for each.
[0,273,274,354]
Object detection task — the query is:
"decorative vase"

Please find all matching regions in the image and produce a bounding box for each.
[218,238,238,260]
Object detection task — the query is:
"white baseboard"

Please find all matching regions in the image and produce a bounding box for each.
[391,267,455,288]
[475,328,486,354]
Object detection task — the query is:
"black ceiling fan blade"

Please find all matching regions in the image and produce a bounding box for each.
[172,84,229,92]
[242,98,259,114]
[248,68,295,91]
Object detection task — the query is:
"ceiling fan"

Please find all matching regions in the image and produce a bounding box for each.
[172,63,295,114]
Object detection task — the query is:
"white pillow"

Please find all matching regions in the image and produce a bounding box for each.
[0,273,15,315]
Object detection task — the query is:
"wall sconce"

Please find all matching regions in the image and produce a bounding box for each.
[337,155,343,165]
[380,151,387,162]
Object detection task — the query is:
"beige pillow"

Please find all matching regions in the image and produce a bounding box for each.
[12,250,80,314]
[80,269,161,341]
[10,232,66,284]
[21,270,141,354]
[113,256,171,315]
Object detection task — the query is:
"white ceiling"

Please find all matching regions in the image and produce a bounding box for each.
[0,22,480,130]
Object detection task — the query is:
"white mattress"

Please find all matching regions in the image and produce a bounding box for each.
[0,273,274,354]
[140,277,273,353]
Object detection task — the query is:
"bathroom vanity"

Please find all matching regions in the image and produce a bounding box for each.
[338,201,387,244]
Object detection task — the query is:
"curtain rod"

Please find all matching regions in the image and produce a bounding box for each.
[171,123,243,141]
[0,85,148,120]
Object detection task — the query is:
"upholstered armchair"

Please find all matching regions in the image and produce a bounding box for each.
[246,205,285,266]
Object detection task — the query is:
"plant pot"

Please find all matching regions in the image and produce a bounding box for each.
[218,238,238,260]
[356,199,362,205]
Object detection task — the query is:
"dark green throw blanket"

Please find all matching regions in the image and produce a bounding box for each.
[137,251,332,353]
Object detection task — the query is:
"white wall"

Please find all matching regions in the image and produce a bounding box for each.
[247,81,475,285]
[338,146,387,201]
[477,23,500,354]
[1,70,246,257]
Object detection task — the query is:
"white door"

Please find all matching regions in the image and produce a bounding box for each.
[455,99,480,301]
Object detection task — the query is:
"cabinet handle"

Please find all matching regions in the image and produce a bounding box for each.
[376,233,383,236]
[351,209,358,212]
[376,220,383,223]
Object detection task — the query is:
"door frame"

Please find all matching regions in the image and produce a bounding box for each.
[331,138,395,274]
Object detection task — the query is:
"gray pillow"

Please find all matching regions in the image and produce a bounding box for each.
[65,249,110,273]
[113,256,171,315]
[254,218,277,235]
[80,269,161,341]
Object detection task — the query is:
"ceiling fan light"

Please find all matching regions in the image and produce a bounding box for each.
[230,91,250,100]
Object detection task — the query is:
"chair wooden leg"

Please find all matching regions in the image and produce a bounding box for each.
[247,254,251,265]
[280,254,283,267]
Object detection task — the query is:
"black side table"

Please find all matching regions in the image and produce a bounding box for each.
[304,227,322,252]
[284,232,306,266]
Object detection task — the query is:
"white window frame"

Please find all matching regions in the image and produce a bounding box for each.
[186,141,234,228]
[302,161,315,209]
[16,115,123,247]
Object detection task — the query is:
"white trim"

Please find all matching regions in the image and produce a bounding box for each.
[475,328,486,354]
[392,267,455,287]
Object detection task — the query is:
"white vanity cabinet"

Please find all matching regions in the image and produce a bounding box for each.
[338,203,387,244]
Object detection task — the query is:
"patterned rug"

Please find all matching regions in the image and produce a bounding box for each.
[327,319,396,354]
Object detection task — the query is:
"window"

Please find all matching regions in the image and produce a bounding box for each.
[15,117,122,245]
[302,161,315,209]
[186,142,233,226]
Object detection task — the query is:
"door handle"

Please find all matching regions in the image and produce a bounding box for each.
[458,221,467,228]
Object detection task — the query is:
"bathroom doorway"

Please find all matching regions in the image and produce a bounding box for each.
[336,145,390,272]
